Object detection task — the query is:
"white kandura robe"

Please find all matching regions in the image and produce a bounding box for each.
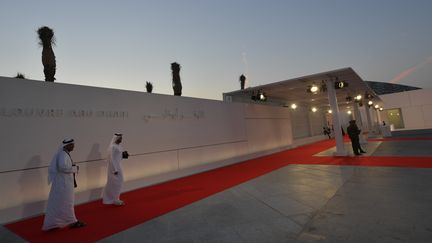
[42,151,78,230]
[102,144,124,204]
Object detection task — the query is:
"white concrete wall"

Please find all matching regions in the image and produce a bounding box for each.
[379,89,432,130]
[288,105,329,140]
[0,77,293,223]
[309,110,326,136]
[290,106,311,139]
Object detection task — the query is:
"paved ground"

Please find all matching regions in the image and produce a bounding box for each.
[2,136,432,243]
[98,165,432,243]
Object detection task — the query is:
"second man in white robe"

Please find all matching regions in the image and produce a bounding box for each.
[102,133,127,206]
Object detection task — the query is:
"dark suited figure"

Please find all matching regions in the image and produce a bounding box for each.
[323,126,331,139]
[347,120,366,155]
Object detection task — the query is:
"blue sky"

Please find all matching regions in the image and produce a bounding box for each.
[1,0,431,100]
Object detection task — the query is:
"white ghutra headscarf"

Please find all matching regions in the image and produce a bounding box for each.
[107,133,122,154]
[48,138,74,184]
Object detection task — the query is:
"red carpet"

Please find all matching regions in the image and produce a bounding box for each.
[5,138,432,242]
[368,137,432,141]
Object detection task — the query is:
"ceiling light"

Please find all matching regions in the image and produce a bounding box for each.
[310,85,319,93]
[291,104,297,109]
[311,107,317,112]
[347,110,352,114]
[334,80,348,89]
[368,100,373,105]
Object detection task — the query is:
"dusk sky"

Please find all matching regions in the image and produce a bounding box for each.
[1,0,431,100]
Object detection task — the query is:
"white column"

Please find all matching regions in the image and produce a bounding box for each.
[365,105,372,133]
[375,109,383,135]
[353,103,367,145]
[376,109,382,124]
[326,80,347,156]
[353,102,362,125]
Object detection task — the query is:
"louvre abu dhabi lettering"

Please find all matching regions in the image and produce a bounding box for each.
[0,107,205,121]
[0,107,128,118]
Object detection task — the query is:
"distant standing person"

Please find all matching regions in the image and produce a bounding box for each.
[102,133,129,206]
[42,138,86,230]
[323,126,331,139]
[347,120,366,156]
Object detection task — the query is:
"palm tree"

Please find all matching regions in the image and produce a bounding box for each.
[146,81,153,93]
[171,62,182,96]
[37,26,56,82]
[239,74,246,90]
[15,73,26,79]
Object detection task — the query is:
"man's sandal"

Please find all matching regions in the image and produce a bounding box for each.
[69,221,86,228]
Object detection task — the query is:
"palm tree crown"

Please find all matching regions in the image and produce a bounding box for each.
[37,26,56,82]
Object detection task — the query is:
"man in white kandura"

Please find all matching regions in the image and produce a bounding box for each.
[42,138,86,231]
[102,133,128,206]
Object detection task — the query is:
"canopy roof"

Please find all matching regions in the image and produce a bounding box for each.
[223,67,382,110]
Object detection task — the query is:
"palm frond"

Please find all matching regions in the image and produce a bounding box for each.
[37,26,56,46]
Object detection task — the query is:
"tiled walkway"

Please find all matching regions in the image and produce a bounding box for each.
[99,165,432,243]
[2,136,432,243]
